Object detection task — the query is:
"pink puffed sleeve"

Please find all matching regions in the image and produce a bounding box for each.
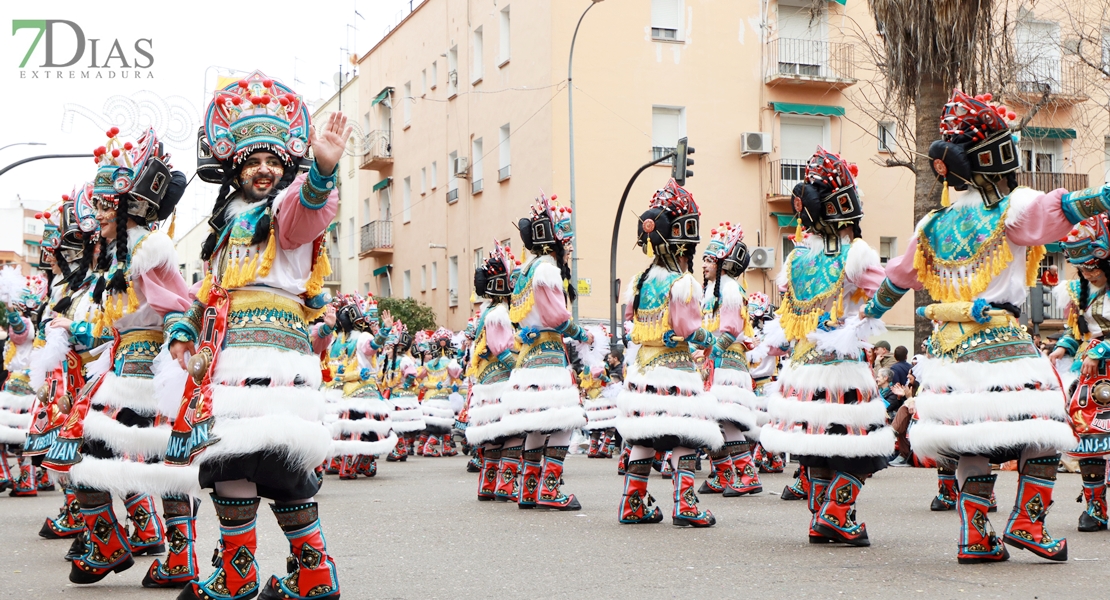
[535,284,572,329]
[884,237,924,292]
[9,317,32,345]
[136,264,192,316]
[849,263,887,296]
[719,304,745,337]
[310,324,333,355]
[448,360,462,379]
[485,319,514,355]
[276,173,339,249]
[669,292,702,339]
[1006,189,1073,247]
[356,334,380,359]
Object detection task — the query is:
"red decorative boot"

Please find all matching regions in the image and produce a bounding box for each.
[70,490,134,584]
[442,433,459,457]
[259,502,340,600]
[723,441,763,496]
[781,465,809,501]
[415,433,428,456]
[125,493,166,556]
[957,474,1009,564]
[1078,458,1107,532]
[387,437,407,462]
[422,434,442,457]
[40,487,86,539]
[617,444,630,475]
[8,461,37,497]
[337,455,358,480]
[697,449,734,494]
[768,449,786,473]
[587,434,600,458]
[671,454,715,527]
[605,433,618,458]
[536,446,581,510]
[619,459,663,524]
[932,467,958,511]
[36,466,55,492]
[494,446,521,502]
[324,457,340,475]
[405,434,416,456]
[1003,456,1067,561]
[518,449,543,509]
[142,497,200,588]
[179,496,260,600]
[478,448,499,501]
[658,452,674,479]
[808,473,834,543]
[814,472,870,546]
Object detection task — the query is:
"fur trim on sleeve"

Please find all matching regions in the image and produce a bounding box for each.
[30,326,72,390]
[719,276,744,310]
[845,239,880,284]
[128,229,178,279]
[1004,186,1045,228]
[532,259,564,290]
[670,272,702,306]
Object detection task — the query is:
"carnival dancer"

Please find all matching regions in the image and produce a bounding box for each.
[2,272,47,496]
[744,292,785,475]
[165,72,348,600]
[698,223,763,497]
[464,242,518,500]
[418,328,462,457]
[580,325,616,460]
[1049,215,1110,533]
[862,89,1089,563]
[383,323,425,463]
[760,148,892,547]
[499,192,591,510]
[615,179,724,527]
[329,296,397,479]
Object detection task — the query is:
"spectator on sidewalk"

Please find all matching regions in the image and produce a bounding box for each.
[890,346,911,386]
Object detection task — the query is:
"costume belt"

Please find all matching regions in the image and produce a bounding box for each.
[920,301,1021,354]
[42,331,121,472]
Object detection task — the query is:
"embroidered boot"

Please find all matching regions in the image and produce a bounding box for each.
[66,530,89,561]
[619,459,663,524]
[466,446,482,473]
[658,452,674,479]
[143,496,201,588]
[781,465,809,501]
[125,493,166,556]
[405,434,416,456]
[768,449,786,473]
[957,474,1009,564]
[808,472,833,543]
[494,446,521,502]
[697,448,734,494]
[814,472,870,546]
[36,466,55,492]
[8,460,36,497]
[0,448,12,492]
[259,502,340,600]
[617,444,630,475]
[605,432,618,458]
[40,487,85,539]
[422,434,442,457]
[931,467,958,511]
[518,449,543,509]
[723,441,763,496]
[69,489,134,584]
[360,456,377,478]
[1078,458,1107,532]
[415,433,428,456]
[536,446,581,510]
[337,455,357,480]
[1003,456,1068,561]
[442,433,459,457]
[671,454,715,527]
[587,432,601,458]
[178,495,261,600]
[323,458,340,475]
[478,447,499,501]
[387,437,407,462]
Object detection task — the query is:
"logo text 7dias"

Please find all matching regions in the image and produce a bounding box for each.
[12,20,154,79]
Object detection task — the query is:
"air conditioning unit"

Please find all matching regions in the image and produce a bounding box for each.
[741,132,771,155]
[448,70,458,86]
[453,156,469,177]
[749,247,775,269]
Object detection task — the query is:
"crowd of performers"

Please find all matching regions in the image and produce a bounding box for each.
[8,79,1110,597]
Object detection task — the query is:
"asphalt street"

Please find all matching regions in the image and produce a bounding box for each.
[1,455,1107,599]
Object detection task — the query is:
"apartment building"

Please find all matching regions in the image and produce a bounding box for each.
[356,0,1109,340]
[312,75,363,297]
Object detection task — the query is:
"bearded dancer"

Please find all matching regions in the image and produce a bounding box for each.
[499,193,591,511]
[760,148,892,547]
[166,72,348,600]
[615,179,723,527]
[863,90,1088,564]
[698,222,763,497]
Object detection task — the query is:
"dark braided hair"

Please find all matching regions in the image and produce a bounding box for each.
[630,261,656,316]
[552,240,577,303]
[1076,258,1110,335]
[107,202,131,294]
[201,160,298,261]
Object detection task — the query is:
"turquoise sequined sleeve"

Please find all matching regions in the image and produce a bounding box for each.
[1061,186,1110,224]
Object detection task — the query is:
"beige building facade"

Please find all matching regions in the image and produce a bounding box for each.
[356,0,1110,342]
[312,76,363,298]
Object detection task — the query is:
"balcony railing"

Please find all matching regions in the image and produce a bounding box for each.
[324,253,342,282]
[359,130,393,170]
[360,220,393,255]
[1013,58,1087,104]
[446,188,459,204]
[498,165,511,182]
[765,38,856,88]
[1015,171,1087,192]
[1020,286,1065,321]
[652,146,675,165]
[472,179,483,194]
[768,158,808,199]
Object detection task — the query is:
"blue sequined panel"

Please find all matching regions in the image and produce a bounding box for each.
[114,338,161,378]
[788,244,850,303]
[224,306,311,354]
[516,333,569,370]
[920,198,1008,263]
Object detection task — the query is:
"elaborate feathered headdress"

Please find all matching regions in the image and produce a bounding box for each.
[1062,215,1110,266]
[203,71,310,172]
[929,89,1020,206]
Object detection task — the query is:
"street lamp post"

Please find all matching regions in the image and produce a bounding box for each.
[567,0,604,322]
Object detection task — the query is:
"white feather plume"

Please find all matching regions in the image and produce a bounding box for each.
[0,266,25,305]
[152,346,189,419]
[570,325,609,372]
[748,317,786,365]
[30,326,71,390]
[806,316,886,358]
[85,342,115,380]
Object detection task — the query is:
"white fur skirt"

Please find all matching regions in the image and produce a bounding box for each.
[0,391,32,445]
[616,351,725,450]
[584,396,619,431]
[709,367,763,439]
[422,395,457,432]
[908,354,1077,461]
[465,381,511,445]
[390,392,426,434]
[495,366,587,438]
[759,359,894,459]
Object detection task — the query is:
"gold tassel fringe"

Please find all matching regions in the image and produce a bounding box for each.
[305,244,332,298]
[941,182,950,207]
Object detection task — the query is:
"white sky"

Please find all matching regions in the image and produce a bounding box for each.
[0,0,414,235]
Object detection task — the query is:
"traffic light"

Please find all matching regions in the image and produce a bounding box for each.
[672,137,694,186]
[1028,284,1051,325]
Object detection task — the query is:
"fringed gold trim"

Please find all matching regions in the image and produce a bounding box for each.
[197,272,213,305]
[1025,245,1046,287]
[509,286,535,324]
[305,244,331,298]
[776,273,845,342]
[913,223,1013,303]
[742,305,754,339]
[126,284,139,314]
[3,339,16,369]
[257,226,277,279]
[631,303,671,345]
[166,209,177,239]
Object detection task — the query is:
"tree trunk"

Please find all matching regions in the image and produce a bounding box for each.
[911,74,951,351]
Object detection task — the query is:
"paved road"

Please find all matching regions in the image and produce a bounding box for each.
[1,455,1107,599]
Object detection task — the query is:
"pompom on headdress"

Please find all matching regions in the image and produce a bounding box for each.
[35,208,61,270]
[474,239,515,299]
[1062,215,1110,266]
[702,221,749,278]
[517,190,572,254]
[928,89,1020,207]
[91,127,178,223]
[791,147,862,255]
[637,178,701,265]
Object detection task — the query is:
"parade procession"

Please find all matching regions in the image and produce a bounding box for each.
[11,0,1110,598]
